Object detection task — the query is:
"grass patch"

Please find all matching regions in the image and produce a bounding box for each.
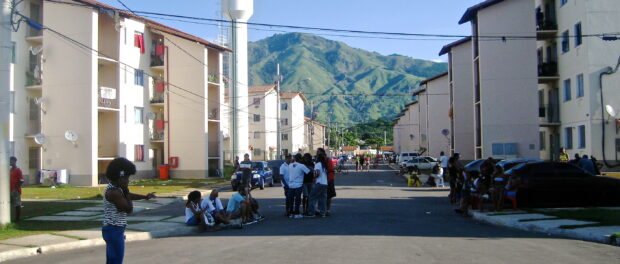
[22,178,229,200]
[0,221,101,240]
[530,208,620,226]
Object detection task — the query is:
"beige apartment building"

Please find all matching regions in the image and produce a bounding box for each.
[535,0,620,167]
[459,0,540,159]
[393,100,421,154]
[248,85,277,160]
[439,37,476,162]
[280,92,306,155]
[414,72,451,158]
[9,0,228,186]
[304,117,327,155]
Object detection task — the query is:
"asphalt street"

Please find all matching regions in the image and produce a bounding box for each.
[8,165,620,264]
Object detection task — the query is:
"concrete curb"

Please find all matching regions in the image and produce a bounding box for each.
[0,185,230,262]
[471,211,618,246]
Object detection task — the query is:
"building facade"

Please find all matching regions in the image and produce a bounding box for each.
[248,85,277,160]
[280,92,306,155]
[9,0,228,186]
[415,73,451,158]
[304,117,327,155]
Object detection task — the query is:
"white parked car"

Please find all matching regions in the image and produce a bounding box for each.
[398,151,420,167]
[403,156,438,171]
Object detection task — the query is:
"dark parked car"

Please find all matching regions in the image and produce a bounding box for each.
[505,162,620,207]
[267,159,285,183]
[230,161,274,191]
[496,158,543,171]
[464,158,503,178]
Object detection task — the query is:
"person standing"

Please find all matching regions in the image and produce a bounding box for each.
[590,156,601,175]
[287,154,309,218]
[9,156,24,222]
[301,153,315,215]
[578,155,596,175]
[102,158,155,264]
[559,148,569,162]
[239,154,253,189]
[307,148,329,217]
[233,156,240,172]
[280,154,292,216]
[439,151,449,181]
[325,150,337,216]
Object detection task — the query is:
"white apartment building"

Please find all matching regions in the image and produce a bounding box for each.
[248,85,277,160]
[393,100,421,154]
[304,117,327,155]
[439,37,476,162]
[459,0,540,159]
[414,73,451,158]
[280,92,306,155]
[8,0,228,186]
[535,0,620,167]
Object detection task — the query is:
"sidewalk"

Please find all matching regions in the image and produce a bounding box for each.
[0,185,233,262]
[471,209,620,246]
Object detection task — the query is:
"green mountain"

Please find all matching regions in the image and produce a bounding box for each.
[248,33,447,125]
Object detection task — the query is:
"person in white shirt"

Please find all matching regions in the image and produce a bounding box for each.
[431,161,445,187]
[307,149,329,217]
[439,151,450,182]
[286,153,309,219]
[279,154,292,216]
[201,189,229,225]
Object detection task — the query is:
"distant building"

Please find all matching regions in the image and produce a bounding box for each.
[8,0,228,185]
[414,72,450,158]
[304,117,327,155]
[280,92,307,155]
[393,100,421,154]
[248,85,277,160]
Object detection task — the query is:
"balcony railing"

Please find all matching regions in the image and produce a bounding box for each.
[150,82,165,104]
[150,130,164,141]
[98,87,118,109]
[26,70,42,86]
[539,104,560,124]
[538,61,558,77]
[536,11,557,31]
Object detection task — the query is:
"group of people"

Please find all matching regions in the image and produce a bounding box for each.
[184,187,262,231]
[559,148,601,175]
[279,148,337,218]
[354,154,373,172]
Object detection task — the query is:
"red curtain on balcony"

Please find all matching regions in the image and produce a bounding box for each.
[156,45,165,56]
[156,120,165,131]
[134,145,144,161]
[155,81,165,92]
[134,33,145,54]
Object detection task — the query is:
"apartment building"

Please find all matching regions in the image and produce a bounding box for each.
[439,37,476,162]
[9,0,228,186]
[535,0,620,167]
[248,85,277,160]
[304,117,327,155]
[393,100,421,154]
[459,0,539,159]
[414,72,451,158]
[280,92,306,155]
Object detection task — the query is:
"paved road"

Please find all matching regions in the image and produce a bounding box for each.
[8,165,620,264]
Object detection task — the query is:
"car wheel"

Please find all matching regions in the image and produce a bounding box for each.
[260,179,265,190]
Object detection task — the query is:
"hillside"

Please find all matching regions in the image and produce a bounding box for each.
[248,33,447,125]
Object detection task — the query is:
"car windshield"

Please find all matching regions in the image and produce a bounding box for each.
[252,162,264,170]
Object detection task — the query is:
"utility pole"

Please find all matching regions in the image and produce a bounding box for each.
[275,64,282,159]
[1,0,12,225]
[384,131,387,146]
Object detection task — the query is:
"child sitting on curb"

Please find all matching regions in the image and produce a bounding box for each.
[185,191,216,232]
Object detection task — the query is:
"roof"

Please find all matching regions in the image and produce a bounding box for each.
[249,85,276,94]
[304,117,327,127]
[412,87,426,96]
[459,0,506,24]
[438,37,472,56]
[280,92,307,102]
[73,0,231,52]
[419,72,449,86]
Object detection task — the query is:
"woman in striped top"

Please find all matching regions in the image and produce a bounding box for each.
[102,158,155,264]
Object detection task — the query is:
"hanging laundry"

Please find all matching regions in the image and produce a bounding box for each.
[156,45,165,56]
[156,81,165,92]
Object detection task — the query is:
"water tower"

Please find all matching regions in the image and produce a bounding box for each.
[222,0,253,159]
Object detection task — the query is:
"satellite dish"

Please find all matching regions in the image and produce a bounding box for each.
[34,133,47,145]
[606,105,617,118]
[146,112,157,120]
[30,45,43,55]
[441,129,450,136]
[64,130,78,142]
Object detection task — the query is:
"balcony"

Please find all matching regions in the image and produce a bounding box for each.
[539,104,560,126]
[25,70,42,89]
[150,81,166,106]
[150,37,165,71]
[538,62,559,84]
[536,10,557,41]
[150,119,165,142]
[98,86,118,110]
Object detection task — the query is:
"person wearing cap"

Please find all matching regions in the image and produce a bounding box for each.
[102,157,156,264]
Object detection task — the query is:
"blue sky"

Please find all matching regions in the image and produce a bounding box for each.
[98,0,482,61]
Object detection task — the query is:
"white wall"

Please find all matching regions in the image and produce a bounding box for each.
[451,41,475,161]
[424,75,450,158]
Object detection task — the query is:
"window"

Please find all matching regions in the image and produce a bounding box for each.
[576,74,584,98]
[561,0,568,6]
[134,69,144,86]
[281,118,288,126]
[565,127,573,149]
[10,41,16,64]
[253,148,262,156]
[134,145,144,161]
[540,131,546,150]
[563,79,571,101]
[282,134,289,141]
[281,103,288,110]
[28,147,40,169]
[561,30,569,53]
[134,107,144,124]
[578,125,586,149]
[574,23,582,47]
[254,131,260,139]
[253,98,261,108]
[134,32,145,54]
[253,114,260,122]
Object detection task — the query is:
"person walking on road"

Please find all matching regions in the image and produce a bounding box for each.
[102,157,156,264]
[9,156,24,222]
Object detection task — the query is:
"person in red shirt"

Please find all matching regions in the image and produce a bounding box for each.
[10,156,24,222]
[320,149,337,216]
